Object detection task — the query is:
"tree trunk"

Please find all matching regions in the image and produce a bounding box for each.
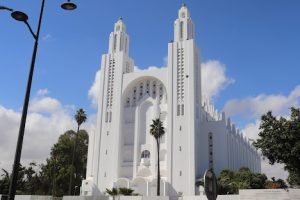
[156,138,160,196]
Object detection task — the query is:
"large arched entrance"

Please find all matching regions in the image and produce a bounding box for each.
[118,76,168,182]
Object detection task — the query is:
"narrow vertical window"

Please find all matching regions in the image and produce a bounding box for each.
[119,36,122,51]
[146,81,150,94]
[125,38,128,53]
[139,82,144,99]
[105,112,108,123]
[109,112,112,122]
[152,82,157,97]
[177,105,180,116]
[113,34,117,51]
[181,104,184,115]
[180,21,184,40]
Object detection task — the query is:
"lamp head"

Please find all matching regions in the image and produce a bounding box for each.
[61,1,77,10]
[11,11,28,22]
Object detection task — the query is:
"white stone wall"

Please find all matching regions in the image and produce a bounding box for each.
[15,196,56,200]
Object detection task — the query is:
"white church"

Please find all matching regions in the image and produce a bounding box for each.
[81,4,261,197]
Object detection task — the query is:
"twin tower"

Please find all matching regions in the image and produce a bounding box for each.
[81,5,260,197]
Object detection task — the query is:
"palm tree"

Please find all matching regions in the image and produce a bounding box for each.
[118,187,136,196]
[106,188,119,200]
[150,118,165,196]
[68,108,87,195]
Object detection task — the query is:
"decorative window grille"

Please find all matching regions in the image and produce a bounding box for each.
[124,80,165,108]
[146,81,150,94]
[177,48,185,116]
[159,84,163,102]
[141,150,150,159]
[208,132,214,170]
[106,59,115,123]
[132,87,137,106]
[152,81,157,98]
[126,97,130,107]
[139,82,144,99]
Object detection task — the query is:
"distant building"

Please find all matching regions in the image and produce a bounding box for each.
[81,4,261,197]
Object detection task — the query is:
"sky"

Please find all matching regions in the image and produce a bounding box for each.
[1,0,300,181]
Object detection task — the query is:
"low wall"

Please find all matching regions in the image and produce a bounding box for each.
[239,189,300,200]
[15,196,53,200]
[10,196,55,200]
[10,190,299,200]
[170,195,238,200]
[118,197,169,200]
[64,197,169,200]
[63,196,108,200]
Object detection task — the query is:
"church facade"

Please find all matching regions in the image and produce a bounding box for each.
[81,5,261,197]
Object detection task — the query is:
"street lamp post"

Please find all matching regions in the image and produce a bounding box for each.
[1,1,77,200]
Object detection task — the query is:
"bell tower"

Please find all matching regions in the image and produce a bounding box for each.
[90,17,134,193]
[167,4,201,195]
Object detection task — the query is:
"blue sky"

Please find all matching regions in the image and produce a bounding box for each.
[1,0,300,179]
[1,0,299,115]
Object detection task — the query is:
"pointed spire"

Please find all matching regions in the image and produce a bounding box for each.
[178,3,190,19]
[114,17,126,32]
[173,3,194,42]
[108,17,129,54]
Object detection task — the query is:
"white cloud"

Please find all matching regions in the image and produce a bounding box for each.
[29,97,62,113]
[88,70,101,108]
[0,89,94,173]
[261,159,289,180]
[228,86,300,180]
[163,56,168,67]
[201,60,234,99]
[134,65,165,72]
[242,120,260,141]
[37,88,49,96]
[224,85,300,119]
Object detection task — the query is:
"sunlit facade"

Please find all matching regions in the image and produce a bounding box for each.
[81,5,260,197]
